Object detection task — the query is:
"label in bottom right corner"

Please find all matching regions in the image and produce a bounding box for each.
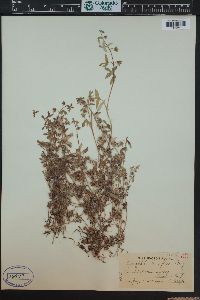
[119,252,193,291]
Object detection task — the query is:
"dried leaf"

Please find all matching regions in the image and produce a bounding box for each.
[98,37,103,43]
[95,89,101,109]
[117,61,122,66]
[97,100,105,112]
[83,147,88,154]
[67,104,74,112]
[82,120,87,127]
[126,137,132,148]
[105,54,108,66]
[105,72,112,79]
[33,110,39,117]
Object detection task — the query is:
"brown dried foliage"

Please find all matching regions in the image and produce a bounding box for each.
[35,30,139,262]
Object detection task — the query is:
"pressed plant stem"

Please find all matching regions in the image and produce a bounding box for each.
[103,102,113,134]
[101,33,116,111]
[36,30,139,262]
[106,82,114,111]
[88,107,100,161]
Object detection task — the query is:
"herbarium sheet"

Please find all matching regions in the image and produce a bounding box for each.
[1,16,195,291]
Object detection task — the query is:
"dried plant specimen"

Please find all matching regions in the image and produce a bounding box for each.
[34,30,139,262]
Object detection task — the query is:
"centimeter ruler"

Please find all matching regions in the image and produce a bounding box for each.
[0,0,200,15]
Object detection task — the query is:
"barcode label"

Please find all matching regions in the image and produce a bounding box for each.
[162,19,190,30]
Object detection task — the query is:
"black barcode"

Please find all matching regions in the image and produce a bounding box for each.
[166,20,186,28]
[162,19,190,30]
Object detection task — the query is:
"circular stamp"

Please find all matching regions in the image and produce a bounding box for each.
[3,266,34,288]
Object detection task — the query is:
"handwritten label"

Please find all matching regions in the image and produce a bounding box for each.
[119,252,193,291]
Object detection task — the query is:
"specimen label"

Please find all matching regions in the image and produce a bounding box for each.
[119,252,193,290]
